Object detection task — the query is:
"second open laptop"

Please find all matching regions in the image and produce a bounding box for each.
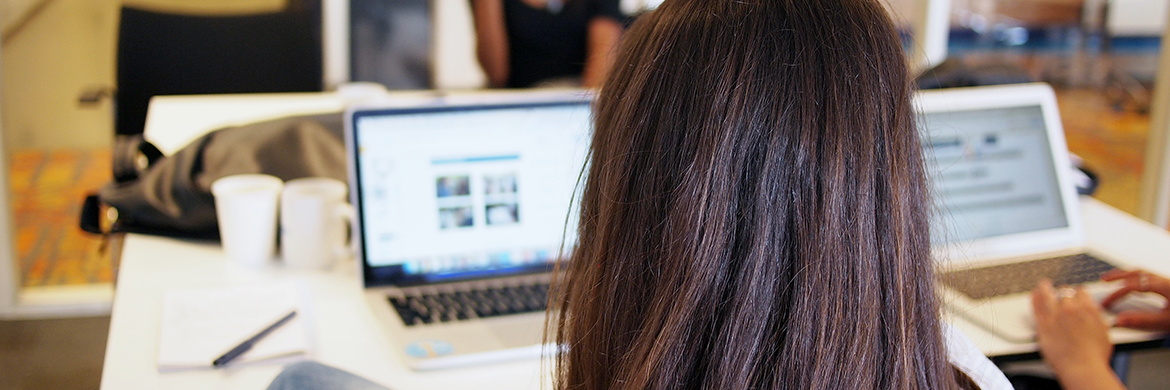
[345,91,592,370]
[919,83,1161,343]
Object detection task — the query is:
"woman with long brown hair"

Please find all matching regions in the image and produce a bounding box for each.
[267,0,1012,388]
[549,0,1011,389]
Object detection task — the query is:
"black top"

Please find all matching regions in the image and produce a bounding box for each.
[500,0,625,88]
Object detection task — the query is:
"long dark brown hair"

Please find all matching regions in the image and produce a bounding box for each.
[549,0,974,389]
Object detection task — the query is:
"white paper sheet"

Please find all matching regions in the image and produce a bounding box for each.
[156,282,311,371]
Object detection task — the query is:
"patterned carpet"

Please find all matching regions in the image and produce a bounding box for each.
[10,148,114,287]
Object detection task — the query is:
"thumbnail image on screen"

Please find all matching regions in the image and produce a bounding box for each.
[436,175,473,229]
[484,173,520,226]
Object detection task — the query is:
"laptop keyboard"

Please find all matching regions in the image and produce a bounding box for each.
[389,283,550,326]
[939,253,1116,300]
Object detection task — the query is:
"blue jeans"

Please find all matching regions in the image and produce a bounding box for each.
[267,361,391,390]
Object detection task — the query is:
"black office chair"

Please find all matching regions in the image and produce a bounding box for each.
[82,4,323,182]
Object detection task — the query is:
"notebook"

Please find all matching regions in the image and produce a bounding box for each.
[919,83,1162,343]
[156,282,311,371]
[344,91,592,370]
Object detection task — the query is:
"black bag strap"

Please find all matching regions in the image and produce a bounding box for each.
[112,134,165,183]
[80,192,223,239]
[80,194,104,235]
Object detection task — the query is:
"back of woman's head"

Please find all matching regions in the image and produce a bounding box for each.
[551,0,968,389]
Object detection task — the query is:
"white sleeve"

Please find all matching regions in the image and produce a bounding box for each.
[944,322,1014,390]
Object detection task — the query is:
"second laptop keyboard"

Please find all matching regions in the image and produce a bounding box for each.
[389,282,551,326]
[939,253,1116,300]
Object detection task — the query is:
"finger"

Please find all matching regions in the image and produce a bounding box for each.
[1074,285,1097,309]
[1102,270,1170,307]
[1032,279,1056,318]
[1056,286,1082,311]
[1122,272,1170,298]
[1149,275,1170,299]
[1101,285,1138,309]
[1114,311,1170,331]
[1101,269,1140,282]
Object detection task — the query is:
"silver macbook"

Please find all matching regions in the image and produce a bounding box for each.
[919,83,1161,342]
[344,92,592,369]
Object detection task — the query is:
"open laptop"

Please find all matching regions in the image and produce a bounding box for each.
[919,83,1161,343]
[344,92,592,370]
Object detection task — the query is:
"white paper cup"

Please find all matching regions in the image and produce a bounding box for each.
[280,178,353,270]
[211,174,284,267]
[335,81,390,104]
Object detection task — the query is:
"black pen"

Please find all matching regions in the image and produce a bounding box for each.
[212,310,298,368]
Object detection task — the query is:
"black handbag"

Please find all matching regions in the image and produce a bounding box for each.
[80,113,346,239]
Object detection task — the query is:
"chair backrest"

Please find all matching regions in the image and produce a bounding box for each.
[116,6,323,136]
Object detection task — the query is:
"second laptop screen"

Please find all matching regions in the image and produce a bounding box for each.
[919,105,1069,244]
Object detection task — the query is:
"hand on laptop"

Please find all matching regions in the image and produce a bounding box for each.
[1029,270,1170,390]
[1030,279,1126,390]
[1099,269,1170,331]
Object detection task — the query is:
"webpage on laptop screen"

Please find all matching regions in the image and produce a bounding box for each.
[355,104,591,279]
[919,105,1068,244]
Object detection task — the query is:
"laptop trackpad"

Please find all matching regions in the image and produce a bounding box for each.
[487,313,545,348]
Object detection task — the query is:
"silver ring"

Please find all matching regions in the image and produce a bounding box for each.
[1056,287,1076,300]
[1139,273,1150,290]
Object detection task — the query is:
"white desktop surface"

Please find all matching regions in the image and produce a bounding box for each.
[142,92,347,156]
[100,235,548,390]
[141,89,589,156]
[104,92,1169,389]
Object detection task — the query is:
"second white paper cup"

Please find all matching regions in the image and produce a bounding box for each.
[280,177,352,270]
[211,174,284,267]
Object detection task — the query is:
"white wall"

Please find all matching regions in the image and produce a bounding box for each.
[1,0,46,36]
[1108,0,1170,36]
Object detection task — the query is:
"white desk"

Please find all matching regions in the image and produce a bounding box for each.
[108,92,555,389]
[141,92,347,156]
[102,93,1170,389]
[140,89,589,156]
[100,235,548,389]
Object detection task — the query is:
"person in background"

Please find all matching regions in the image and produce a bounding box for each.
[1030,270,1170,390]
[469,0,625,88]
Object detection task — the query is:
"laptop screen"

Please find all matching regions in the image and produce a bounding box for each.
[919,105,1069,244]
[351,101,592,286]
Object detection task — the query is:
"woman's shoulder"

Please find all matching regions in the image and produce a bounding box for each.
[943,322,1014,390]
